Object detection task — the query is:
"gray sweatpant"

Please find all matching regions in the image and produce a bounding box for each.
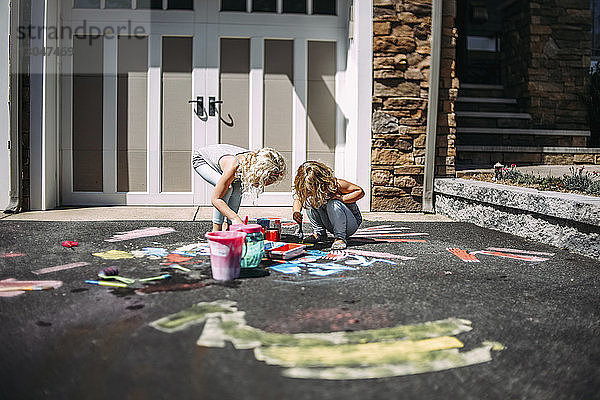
[194,164,242,225]
[306,199,360,241]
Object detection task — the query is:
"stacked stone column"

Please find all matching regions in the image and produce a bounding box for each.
[372,0,456,211]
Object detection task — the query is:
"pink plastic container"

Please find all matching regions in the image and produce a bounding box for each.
[205,231,247,280]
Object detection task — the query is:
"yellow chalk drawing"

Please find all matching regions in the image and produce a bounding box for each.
[92,250,135,260]
[150,301,503,380]
[256,336,464,367]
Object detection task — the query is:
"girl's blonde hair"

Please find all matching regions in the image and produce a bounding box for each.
[238,147,286,195]
[293,161,339,208]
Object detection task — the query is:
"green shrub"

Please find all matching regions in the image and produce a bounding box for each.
[562,166,595,192]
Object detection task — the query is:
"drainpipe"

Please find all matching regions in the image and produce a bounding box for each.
[422,0,443,213]
[5,0,21,214]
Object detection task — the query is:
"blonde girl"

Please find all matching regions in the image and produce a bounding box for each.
[193,144,286,231]
[292,161,364,250]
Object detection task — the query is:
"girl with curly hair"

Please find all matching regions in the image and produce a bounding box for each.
[292,161,364,250]
[193,144,286,231]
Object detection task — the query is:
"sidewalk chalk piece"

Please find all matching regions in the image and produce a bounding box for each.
[447,248,480,263]
[474,250,549,262]
[61,241,79,248]
[150,301,503,380]
[32,262,90,275]
[0,252,26,258]
[485,247,555,257]
[0,278,62,297]
[105,227,176,242]
[345,249,416,260]
[92,250,135,260]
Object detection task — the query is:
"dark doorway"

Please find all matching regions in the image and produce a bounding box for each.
[456,0,505,84]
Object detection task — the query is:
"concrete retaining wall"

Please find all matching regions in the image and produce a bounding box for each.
[434,178,600,260]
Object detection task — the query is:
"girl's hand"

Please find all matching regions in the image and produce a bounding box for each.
[293,211,303,225]
[231,216,243,225]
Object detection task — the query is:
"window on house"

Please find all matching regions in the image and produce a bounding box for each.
[252,0,276,12]
[313,0,336,15]
[106,0,132,8]
[167,0,193,9]
[220,0,337,15]
[283,0,306,13]
[74,0,101,8]
[221,0,247,12]
[137,0,163,8]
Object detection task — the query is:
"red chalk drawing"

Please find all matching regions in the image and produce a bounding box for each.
[485,247,555,257]
[0,252,26,258]
[372,238,427,243]
[353,233,429,238]
[165,253,194,263]
[322,252,347,261]
[447,248,480,263]
[0,278,62,297]
[32,262,90,275]
[474,250,549,262]
[105,227,176,242]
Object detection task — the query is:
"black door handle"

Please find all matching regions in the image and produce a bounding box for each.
[188,96,206,120]
[208,97,223,117]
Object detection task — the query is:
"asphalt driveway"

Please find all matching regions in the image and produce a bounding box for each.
[0,219,598,400]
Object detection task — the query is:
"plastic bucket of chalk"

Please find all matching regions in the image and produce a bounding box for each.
[229,224,265,268]
[205,231,247,280]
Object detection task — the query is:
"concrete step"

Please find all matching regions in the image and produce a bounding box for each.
[456,97,517,104]
[456,128,591,137]
[455,102,519,113]
[457,145,600,153]
[460,83,504,90]
[455,111,532,119]
[456,146,600,169]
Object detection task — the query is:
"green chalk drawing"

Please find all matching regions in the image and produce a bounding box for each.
[150,301,503,380]
[149,300,237,333]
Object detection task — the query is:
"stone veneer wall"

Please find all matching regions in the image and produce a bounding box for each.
[372,0,456,211]
[503,1,591,134]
